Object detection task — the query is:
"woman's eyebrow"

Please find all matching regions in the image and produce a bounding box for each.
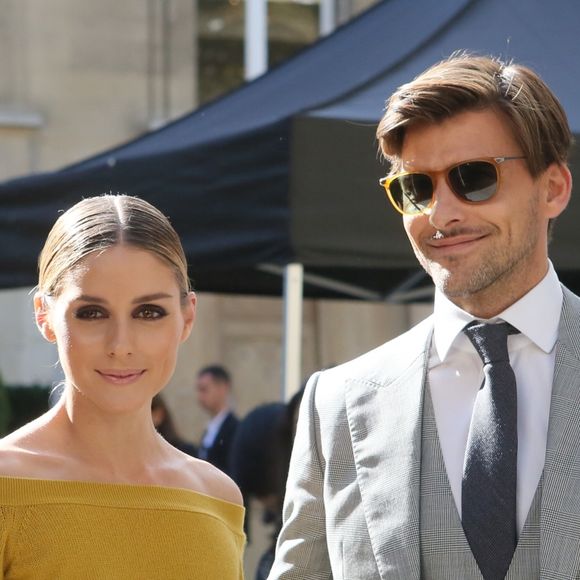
[75,292,174,304]
[132,292,173,304]
[76,294,105,303]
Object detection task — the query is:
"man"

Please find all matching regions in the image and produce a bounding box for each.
[196,364,239,476]
[269,53,576,580]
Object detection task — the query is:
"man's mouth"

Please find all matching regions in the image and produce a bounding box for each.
[428,228,488,248]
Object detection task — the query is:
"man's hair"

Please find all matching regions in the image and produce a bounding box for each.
[376,52,572,177]
[198,364,231,385]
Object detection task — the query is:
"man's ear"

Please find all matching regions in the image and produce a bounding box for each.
[544,162,572,219]
[34,292,56,343]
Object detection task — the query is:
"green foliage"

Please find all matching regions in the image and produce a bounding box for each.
[4,385,50,434]
[0,373,11,437]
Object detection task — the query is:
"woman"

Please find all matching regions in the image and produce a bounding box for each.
[0,195,245,578]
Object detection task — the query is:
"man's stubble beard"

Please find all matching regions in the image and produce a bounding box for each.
[414,200,540,301]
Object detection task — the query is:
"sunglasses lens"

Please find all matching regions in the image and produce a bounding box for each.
[449,161,498,202]
[389,173,433,214]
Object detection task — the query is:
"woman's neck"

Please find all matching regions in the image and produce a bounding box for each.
[49,395,168,483]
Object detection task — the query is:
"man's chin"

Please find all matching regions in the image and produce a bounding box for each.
[428,267,474,299]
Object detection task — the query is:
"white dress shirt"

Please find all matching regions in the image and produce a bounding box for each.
[429,262,562,534]
[201,408,230,449]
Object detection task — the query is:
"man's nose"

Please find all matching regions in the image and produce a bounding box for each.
[426,180,467,230]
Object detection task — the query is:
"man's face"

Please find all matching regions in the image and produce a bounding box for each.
[400,108,568,317]
[196,372,228,416]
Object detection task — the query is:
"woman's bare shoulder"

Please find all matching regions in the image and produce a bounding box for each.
[0,438,41,477]
[178,455,243,506]
[199,460,243,506]
[0,414,61,477]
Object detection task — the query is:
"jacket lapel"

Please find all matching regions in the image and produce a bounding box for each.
[344,317,433,580]
[541,288,580,578]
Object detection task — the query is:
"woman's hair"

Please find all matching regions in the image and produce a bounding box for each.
[37,194,191,298]
[151,394,180,442]
[377,52,572,177]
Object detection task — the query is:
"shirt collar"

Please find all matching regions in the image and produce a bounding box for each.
[206,408,230,433]
[433,261,562,361]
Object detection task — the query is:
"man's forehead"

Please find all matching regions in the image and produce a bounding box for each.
[399,109,515,170]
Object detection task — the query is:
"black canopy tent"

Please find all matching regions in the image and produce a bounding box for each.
[0,0,474,300]
[1,0,579,299]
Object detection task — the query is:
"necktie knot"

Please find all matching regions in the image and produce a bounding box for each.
[463,321,519,365]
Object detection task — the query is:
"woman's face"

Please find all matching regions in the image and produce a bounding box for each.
[35,244,196,415]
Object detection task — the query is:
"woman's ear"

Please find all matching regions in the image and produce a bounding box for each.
[34,292,56,343]
[180,291,197,343]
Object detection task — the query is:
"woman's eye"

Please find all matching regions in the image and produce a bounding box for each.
[75,306,106,320]
[135,305,167,320]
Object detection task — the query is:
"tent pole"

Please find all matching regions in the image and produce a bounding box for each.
[319,0,336,36]
[282,263,304,401]
[244,0,268,81]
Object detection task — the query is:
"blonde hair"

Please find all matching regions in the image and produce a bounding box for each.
[377,53,572,176]
[38,195,191,298]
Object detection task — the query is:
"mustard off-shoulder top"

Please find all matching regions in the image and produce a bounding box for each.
[0,477,245,579]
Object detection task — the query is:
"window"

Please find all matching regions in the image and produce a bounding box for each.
[198,0,320,105]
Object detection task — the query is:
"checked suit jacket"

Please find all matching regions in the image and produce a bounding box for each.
[269,287,580,580]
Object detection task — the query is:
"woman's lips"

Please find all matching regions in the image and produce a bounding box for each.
[96,370,146,385]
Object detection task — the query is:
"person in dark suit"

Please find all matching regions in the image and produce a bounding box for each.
[196,365,239,476]
[230,391,305,580]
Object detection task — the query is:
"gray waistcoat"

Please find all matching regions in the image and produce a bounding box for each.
[420,383,541,579]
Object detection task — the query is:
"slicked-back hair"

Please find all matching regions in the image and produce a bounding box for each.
[38,194,191,299]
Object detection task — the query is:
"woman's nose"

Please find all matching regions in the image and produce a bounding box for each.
[107,320,134,358]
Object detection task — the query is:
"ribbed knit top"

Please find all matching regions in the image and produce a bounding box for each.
[0,476,245,579]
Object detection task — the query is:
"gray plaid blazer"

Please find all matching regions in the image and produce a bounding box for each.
[269,287,580,580]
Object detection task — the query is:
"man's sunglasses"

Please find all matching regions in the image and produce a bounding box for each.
[379,156,526,216]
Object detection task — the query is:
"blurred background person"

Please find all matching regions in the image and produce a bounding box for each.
[196,364,239,476]
[231,387,305,580]
[152,393,197,457]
